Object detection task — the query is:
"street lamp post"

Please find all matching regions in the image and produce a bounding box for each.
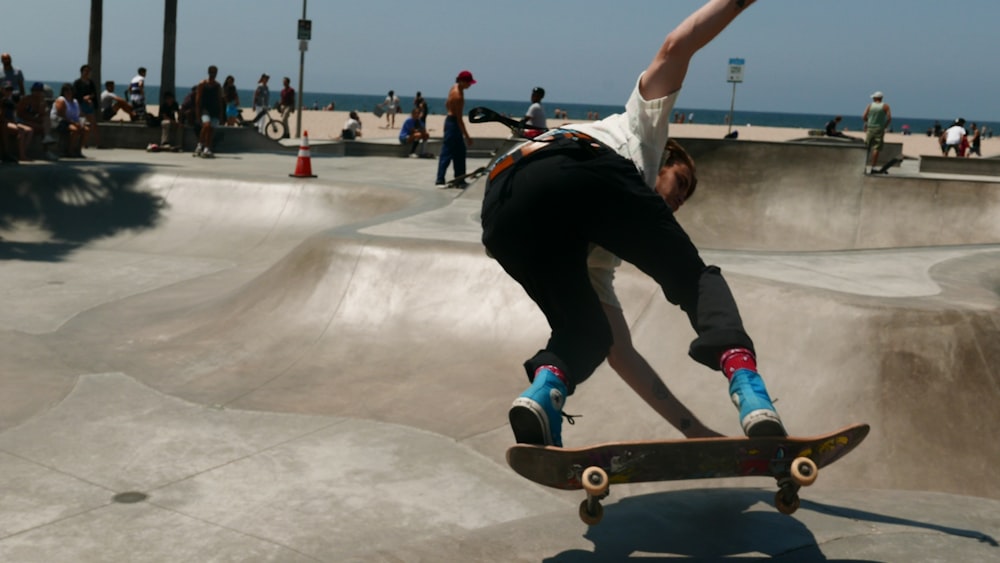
[295,0,310,139]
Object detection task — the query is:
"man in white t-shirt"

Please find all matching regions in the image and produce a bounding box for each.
[522,86,547,139]
[941,118,967,157]
[481,0,783,448]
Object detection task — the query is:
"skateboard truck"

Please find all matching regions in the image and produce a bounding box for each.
[575,455,818,524]
[774,456,818,515]
[579,466,610,525]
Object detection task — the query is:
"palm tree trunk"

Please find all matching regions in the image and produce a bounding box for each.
[160,0,177,104]
[88,0,103,88]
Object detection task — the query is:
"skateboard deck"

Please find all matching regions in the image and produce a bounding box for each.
[873,157,902,174]
[440,166,487,190]
[507,423,869,524]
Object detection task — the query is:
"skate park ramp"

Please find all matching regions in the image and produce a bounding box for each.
[0,145,998,562]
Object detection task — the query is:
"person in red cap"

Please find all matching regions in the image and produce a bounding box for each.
[481,0,785,448]
[435,70,476,187]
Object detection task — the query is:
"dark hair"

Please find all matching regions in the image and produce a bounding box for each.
[662,139,698,199]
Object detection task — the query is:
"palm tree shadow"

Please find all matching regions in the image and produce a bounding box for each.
[0,163,167,261]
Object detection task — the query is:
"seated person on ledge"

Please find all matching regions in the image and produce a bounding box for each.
[399,107,430,156]
[340,110,362,140]
[100,81,137,121]
[824,115,849,138]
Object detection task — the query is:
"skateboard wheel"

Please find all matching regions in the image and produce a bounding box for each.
[774,489,800,515]
[579,499,604,525]
[581,466,609,496]
[790,457,819,486]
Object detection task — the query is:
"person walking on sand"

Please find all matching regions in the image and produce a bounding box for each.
[381,90,400,128]
[435,70,475,188]
[862,91,891,172]
[480,0,784,448]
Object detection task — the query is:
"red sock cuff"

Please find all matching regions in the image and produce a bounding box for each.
[720,348,756,380]
[536,364,569,386]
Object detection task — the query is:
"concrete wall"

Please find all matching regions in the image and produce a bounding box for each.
[674,137,1000,250]
[919,155,1000,176]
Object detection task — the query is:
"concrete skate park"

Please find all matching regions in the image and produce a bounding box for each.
[1,135,998,561]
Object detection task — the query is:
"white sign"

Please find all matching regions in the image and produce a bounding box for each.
[727,58,745,83]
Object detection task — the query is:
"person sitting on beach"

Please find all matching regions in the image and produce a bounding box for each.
[399,107,430,157]
[340,110,362,140]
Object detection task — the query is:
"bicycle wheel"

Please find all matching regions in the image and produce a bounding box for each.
[264,119,287,141]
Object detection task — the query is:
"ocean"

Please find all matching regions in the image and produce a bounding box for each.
[45,81,984,137]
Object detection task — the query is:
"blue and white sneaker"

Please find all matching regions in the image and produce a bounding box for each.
[509,367,569,447]
[729,368,786,437]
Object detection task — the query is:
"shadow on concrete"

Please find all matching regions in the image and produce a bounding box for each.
[544,488,995,562]
[0,163,166,261]
[804,499,999,547]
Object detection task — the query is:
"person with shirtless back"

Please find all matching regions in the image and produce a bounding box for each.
[435,70,475,188]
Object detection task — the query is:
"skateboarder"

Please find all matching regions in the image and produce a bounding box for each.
[481,0,785,447]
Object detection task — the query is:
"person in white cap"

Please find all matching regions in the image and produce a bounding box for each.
[862,91,892,172]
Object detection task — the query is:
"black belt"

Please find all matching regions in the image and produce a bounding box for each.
[487,130,599,182]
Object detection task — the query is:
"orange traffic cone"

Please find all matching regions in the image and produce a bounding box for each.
[290,131,317,178]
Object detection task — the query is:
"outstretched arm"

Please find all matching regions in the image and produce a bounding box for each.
[641,0,756,100]
[603,304,723,438]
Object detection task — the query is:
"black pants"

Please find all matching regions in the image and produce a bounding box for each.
[481,140,753,394]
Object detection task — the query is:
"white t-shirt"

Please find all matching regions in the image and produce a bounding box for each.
[944,125,966,145]
[576,74,679,306]
[343,118,361,134]
[566,73,679,189]
[525,102,547,129]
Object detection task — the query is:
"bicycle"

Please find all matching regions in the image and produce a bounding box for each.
[239,108,288,141]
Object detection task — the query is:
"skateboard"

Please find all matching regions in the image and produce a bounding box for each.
[146,143,181,153]
[507,423,869,525]
[872,157,902,174]
[440,166,487,191]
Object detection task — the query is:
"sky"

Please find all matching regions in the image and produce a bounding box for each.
[4,0,1000,121]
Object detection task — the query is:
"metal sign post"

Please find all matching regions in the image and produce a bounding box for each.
[295,3,311,139]
[726,58,745,135]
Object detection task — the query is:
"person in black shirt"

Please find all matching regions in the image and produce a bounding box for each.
[158,91,182,149]
[195,66,224,157]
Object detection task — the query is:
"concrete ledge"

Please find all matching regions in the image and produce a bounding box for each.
[308,136,510,159]
[96,121,287,153]
[919,155,1000,176]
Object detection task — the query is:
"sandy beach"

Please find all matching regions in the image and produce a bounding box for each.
[141,105,998,158]
[290,109,1000,159]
